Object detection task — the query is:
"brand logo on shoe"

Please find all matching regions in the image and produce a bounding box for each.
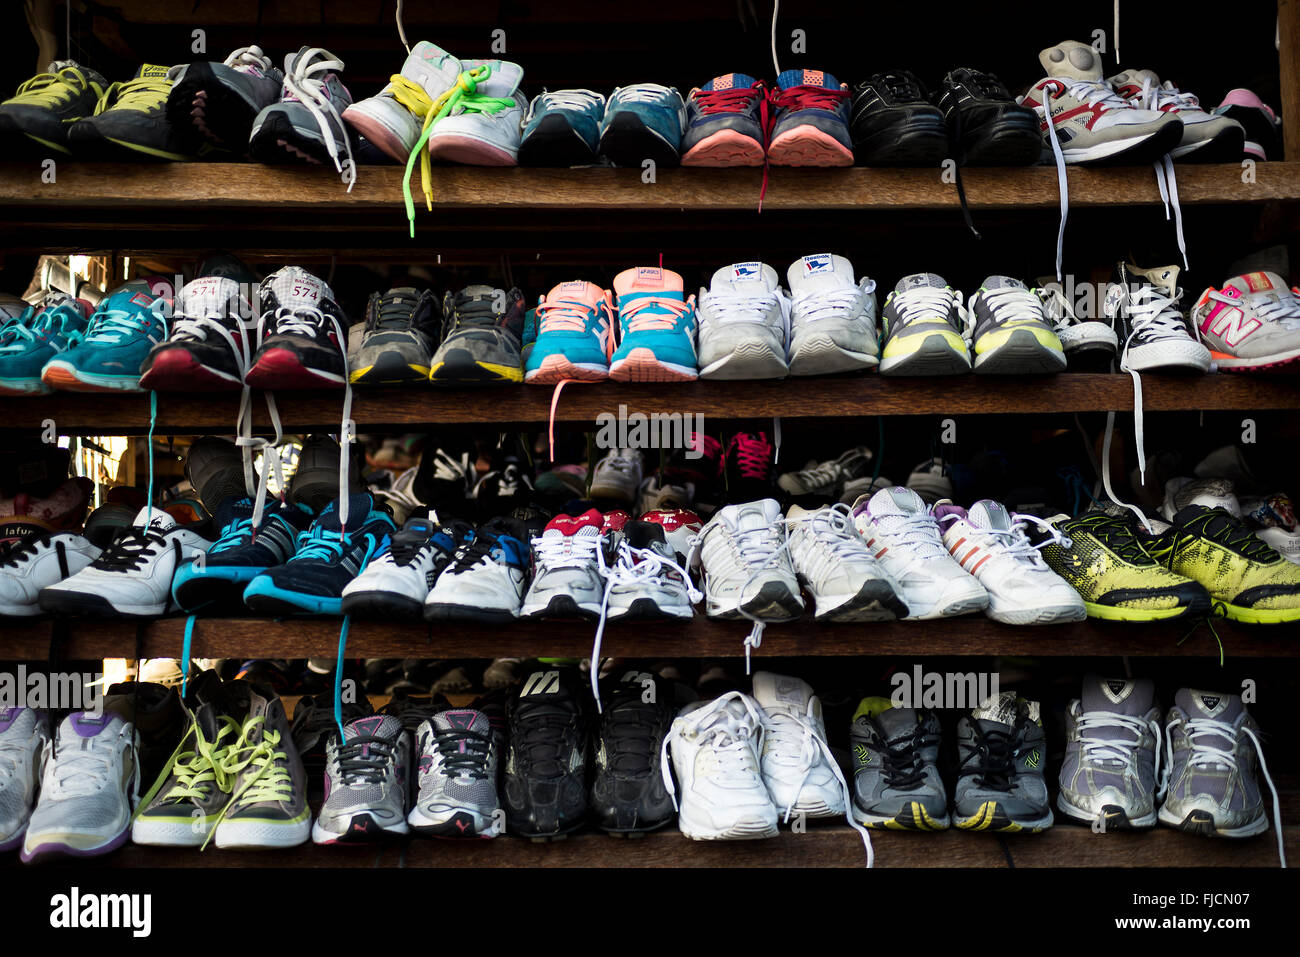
[732,262,762,281]
[1103,680,1132,703]
[129,293,154,308]
[634,267,664,286]
[1198,694,1224,714]
[802,255,833,275]
[1242,272,1274,293]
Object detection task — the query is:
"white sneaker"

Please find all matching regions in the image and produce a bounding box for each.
[342,40,463,162]
[0,531,101,616]
[342,517,460,619]
[752,671,846,819]
[696,262,791,380]
[637,473,694,513]
[589,448,643,506]
[786,504,907,621]
[426,59,526,166]
[639,507,704,563]
[521,510,607,619]
[0,708,50,852]
[661,692,778,840]
[786,254,879,375]
[694,499,802,620]
[1109,69,1245,161]
[935,500,1086,625]
[21,710,139,863]
[1035,281,1119,364]
[604,515,700,622]
[423,516,533,622]
[1161,477,1242,521]
[38,508,212,617]
[852,487,988,620]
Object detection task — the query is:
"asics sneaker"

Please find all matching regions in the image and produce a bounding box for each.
[662,692,778,840]
[423,514,539,622]
[68,64,192,160]
[851,487,988,620]
[408,708,502,837]
[937,68,1041,166]
[934,500,1086,624]
[1104,263,1211,373]
[1160,477,1241,521]
[39,506,213,617]
[1035,280,1119,368]
[426,58,526,165]
[602,515,701,622]
[1109,69,1245,162]
[850,698,949,830]
[965,277,1067,374]
[680,74,767,167]
[589,448,644,506]
[429,284,527,385]
[694,499,802,620]
[504,666,592,839]
[312,714,411,843]
[21,710,138,862]
[609,267,698,382]
[767,69,853,167]
[243,493,395,615]
[598,84,686,167]
[590,671,678,834]
[39,279,167,392]
[786,504,907,621]
[878,273,972,376]
[850,70,947,165]
[778,446,874,500]
[953,693,1053,833]
[723,431,777,504]
[1058,675,1162,829]
[521,510,607,619]
[248,47,353,174]
[524,280,615,383]
[1192,271,1300,371]
[0,61,108,154]
[753,671,848,820]
[341,41,461,163]
[167,45,284,154]
[0,708,50,851]
[786,254,879,374]
[0,531,101,616]
[349,287,439,384]
[0,295,92,396]
[696,262,790,380]
[341,516,463,619]
[519,89,605,166]
[246,266,350,388]
[139,269,259,391]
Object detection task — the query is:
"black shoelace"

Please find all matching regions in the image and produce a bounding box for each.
[1066,514,1156,565]
[432,727,493,778]
[875,70,926,104]
[1181,509,1278,561]
[336,735,395,785]
[0,533,55,567]
[387,532,433,567]
[449,529,504,572]
[876,724,941,790]
[367,292,419,332]
[514,706,579,779]
[94,528,170,572]
[961,723,1017,791]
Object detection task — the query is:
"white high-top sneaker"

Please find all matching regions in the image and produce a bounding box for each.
[343,40,463,162]
[786,253,880,375]
[752,671,846,819]
[696,262,791,380]
[0,531,101,616]
[426,59,527,165]
[786,504,907,621]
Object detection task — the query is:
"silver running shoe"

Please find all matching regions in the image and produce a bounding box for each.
[312,714,411,843]
[408,709,502,838]
[0,708,51,851]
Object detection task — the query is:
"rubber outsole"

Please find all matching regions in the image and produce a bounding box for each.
[953,800,1053,833]
[340,105,411,164]
[520,593,600,621]
[245,347,346,390]
[140,347,243,391]
[524,354,609,384]
[681,128,765,167]
[767,126,854,167]
[608,348,698,382]
[1083,599,1205,622]
[340,590,426,620]
[1056,796,1156,830]
[1157,806,1269,838]
[349,348,432,385]
[427,132,518,166]
[424,602,519,623]
[879,334,972,377]
[973,329,1067,375]
[40,362,141,393]
[597,112,681,168]
[166,62,262,153]
[853,123,949,166]
[38,589,167,617]
[853,800,951,831]
[1171,124,1247,164]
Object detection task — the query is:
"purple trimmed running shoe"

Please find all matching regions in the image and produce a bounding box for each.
[0,707,50,852]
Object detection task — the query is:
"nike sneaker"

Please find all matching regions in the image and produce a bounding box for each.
[602,515,701,622]
[68,64,193,160]
[341,516,464,619]
[0,708,50,852]
[1104,263,1211,373]
[408,708,502,837]
[786,253,879,375]
[953,691,1053,833]
[590,448,644,506]
[1034,281,1119,368]
[342,41,461,163]
[1214,89,1281,160]
[786,504,907,621]
[723,431,777,504]
[167,45,284,154]
[504,667,592,839]
[426,59,527,165]
[248,46,354,174]
[524,280,615,383]
[1160,477,1241,521]
[590,671,678,834]
[0,61,108,155]
[609,267,698,382]
[934,500,1086,624]
[938,68,1041,165]
[0,295,92,396]
[597,84,685,168]
[246,266,350,389]
[851,487,988,620]
[519,89,605,166]
[695,499,802,620]
[521,510,607,619]
[139,270,259,391]
[965,277,1067,374]
[850,70,947,165]
[429,284,527,385]
[39,279,167,392]
[1058,675,1162,829]
[753,671,849,820]
[1109,69,1245,162]
[680,74,767,166]
[0,530,101,616]
[778,446,874,499]
[1191,271,1300,371]
[423,514,538,622]
[878,273,972,376]
[767,69,853,166]
[243,493,395,615]
[850,698,949,830]
[349,287,439,384]
[312,714,411,843]
[696,262,790,380]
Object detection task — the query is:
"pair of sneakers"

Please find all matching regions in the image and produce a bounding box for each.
[520,85,686,168]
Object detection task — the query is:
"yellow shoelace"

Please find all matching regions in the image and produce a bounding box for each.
[6,66,100,107]
[94,76,171,115]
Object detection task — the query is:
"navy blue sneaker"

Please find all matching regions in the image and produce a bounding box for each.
[243,493,395,615]
[767,69,853,167]
[681,74,767,167]
[597,84,685,168]
[518,89,604,167]
[172,495,314,611]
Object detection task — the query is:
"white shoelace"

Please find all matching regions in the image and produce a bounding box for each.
[936,511,1071,566]
[609,83,679,107]
[282,48,354,189]
[890,286,966,329]
[225,45,273,73]
[659,691,767,808]
[43,730,139,802]
[790,283,874,326]
[787,504,874,579]
[1076,711,1162,799]
[700,289,791,338]
[967,285,1045,333]
[871,508,950,561]
[525,88,604,122]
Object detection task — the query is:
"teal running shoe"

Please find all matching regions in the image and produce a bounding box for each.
[524,280,614,384]
[41,279,167,392]
[519,89,605,166]
[597,84,685,167]
[0,293,91,395]
[609,266,698,382]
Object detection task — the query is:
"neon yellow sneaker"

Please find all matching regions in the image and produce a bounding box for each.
[0,60,107,154]
[966,277,1067,374]
[878,273,972,376]
[69,64,194,161]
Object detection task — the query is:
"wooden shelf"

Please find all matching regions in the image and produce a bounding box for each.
[8,615,1296,660]
[4,374,1298,435]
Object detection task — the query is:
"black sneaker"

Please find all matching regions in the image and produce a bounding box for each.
[411,439,477,521]
[291,690,375,809]
[246,267,350,389]
[287,434,366,515]
[473,457,535,518]
[429,286,527,386]
[184,436,250,513]
[166,45,284,155]
[138,266,259,392]
[850,70,948,165]
[590,671,677,835]
[349,287,440,386]
[68,64,196,161]
[0,60,107,155]
[938,68,1041,166]
[504,666,592,839]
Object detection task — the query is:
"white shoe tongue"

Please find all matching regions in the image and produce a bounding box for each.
[177,276,250,319]
[402,41,461,96]
[1039,40,1105,81]
[267,266,332,312]
[727,499,781,531]
[982,276,1028,292]
[432,709,491,736]
[893,273,948,296]
[461,59,522,96]
[1223,272,1290,301]
[871,486,925,517]
[787,254,853,294]
[343,714,404,743]
[712,262,779,295]
[133,506,176,532]
[972,690,1019,728]
[1082,676,1155,716]
[752,671,811,710]
[968,500,1013,531]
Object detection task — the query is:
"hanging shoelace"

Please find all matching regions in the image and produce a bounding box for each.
[281,48,354,187]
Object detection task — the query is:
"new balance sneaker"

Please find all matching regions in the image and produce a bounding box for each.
[590,671,678,834]
[786,504,907,621]
[590,449,644,506]
[609,267,698,382]
[1214,89,1281,160]
[1161,477,1241,521]
[851,487,988,620]
[139,270,259,391]
[0,709,50,851]
[850,70,947,165]
[39,507,213,617]
[1035,281,1119,368]
[0,61,108,154]
[1058,676,1162,829]
[786,254,879,374]
[524,280,614,383]
[68,64,194,161]
[349,287,439,384]
[21,710,138,862]
[934,500,1086,624]
[768,69,853,167]
[954,692,1053,833]
[426,59,526,165]
[1109,69,1244,162]
[423,515,538,622]
[695,499,802,620]
[1104,263,1211,373]
[663,692,778,840]
[39,279,167,392]
[779,446,874,499]
[341,41,461,163]
[723,432,777,504]
[598,84,685,167]
[1192,271,1300,371]
[521,510,607,619]
[938,68,1041,166]
[680,74,767,167]
[0,295,92,396]
[312,714,411,843]
[341,516,463,619]
[518,89,605,166]
[504,667,591,839]
[850,698,949,830]
[878,274,971,376]
[429,285,527,385]
[696,262,790,380]
[167,45,284,154]
[0,531,101,616]
[248,47,353,173]
[408,708,501,837]
[752,672,846,820]
[602,516,701,621]
[246,267,350,388]
[966,277,1067,374]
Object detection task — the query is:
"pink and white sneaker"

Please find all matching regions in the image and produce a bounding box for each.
[1192,272,1300,371]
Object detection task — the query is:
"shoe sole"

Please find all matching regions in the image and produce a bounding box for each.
[709,579,805,621]
[243,582,343,616]
[167,63,260,153]
[140,348,243,391]
[853,801,951,831]
[1057,795,1155,830]
[340,590,425,619]
[340,105,410,164]
[814,579,908,621]
[20,825,131,863]
[598,112,680,168]
[788,335,879,375]
[956,117,1043,167]
[427,133,518,166]
[518,114,598,167]
[213,816,311,849]
[311,813,409,844]
[767,126,854,167]
[879,333,972,376]
[1211,346,1300,372]
[1057,122,1184,166]
[429,350,523,386]
[246,347,346,389]
[1157,806,1268,838]
[954,800,1053,833]
[520,593,601,620]
[248,111,341,167]
[853,124,949,166]
[38,589,168,617]
[524,354,609,384]
[350,349,431,385]
[699,341,789,380]
[132,816,214,847]
[973,329,1067,375]
[1211,598,1300,624]
[607,597,694,621]
[608,348,698,382]
[0,377,51,396]
[40,361,141,393]
[1084,599,1207,622]
[408,807,500,838]
[681,129,765,167]
[986,601,1088,625]
[423,602,519,623]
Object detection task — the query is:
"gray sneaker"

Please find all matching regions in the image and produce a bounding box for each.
[954,690,1053,833]
[349,287,440,386]
[849,698,948,830]
[0,708,50,852]
[248,46,353,172]
[429,285,527,386]
[312,714,411,843]
[1058,676,1162,829]
[408,709,502,838]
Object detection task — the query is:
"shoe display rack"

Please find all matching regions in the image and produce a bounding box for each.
[1,0,1298,870]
